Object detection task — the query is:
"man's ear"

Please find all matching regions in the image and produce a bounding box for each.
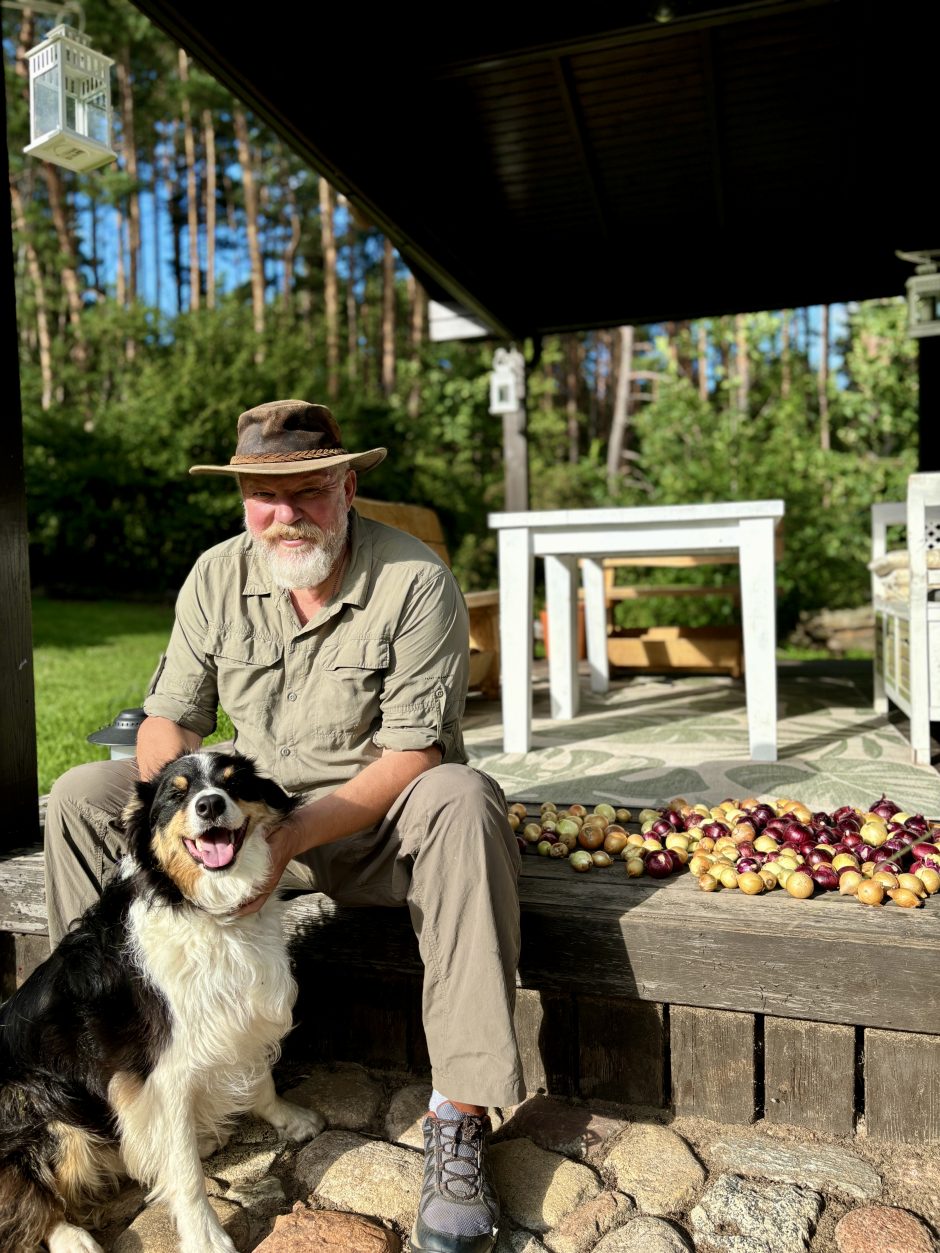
[344,469,357,507]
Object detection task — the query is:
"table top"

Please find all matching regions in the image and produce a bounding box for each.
[488,500,785,530]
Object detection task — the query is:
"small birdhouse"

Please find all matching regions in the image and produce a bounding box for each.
[24,24,116,173]
[489,347,526,414]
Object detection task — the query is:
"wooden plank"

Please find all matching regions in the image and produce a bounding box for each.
[671,1005,756,1123]
[764,1017,856,1136]
[577,995,665,1107]
[864,1028,940,1144]
[514,988,577,1097]
[0,846,47,935]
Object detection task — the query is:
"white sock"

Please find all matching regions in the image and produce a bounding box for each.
[429,1089,449,1114]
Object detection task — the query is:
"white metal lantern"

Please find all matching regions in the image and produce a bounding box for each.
[898,250,940,339]
[24,24,116,173]
[489,347,526,414]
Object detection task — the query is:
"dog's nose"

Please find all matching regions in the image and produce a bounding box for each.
[195,793,227,822]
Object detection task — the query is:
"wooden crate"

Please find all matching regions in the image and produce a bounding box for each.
[607,626,743,678]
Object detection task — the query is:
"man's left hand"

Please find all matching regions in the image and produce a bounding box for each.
[234,815,305,917]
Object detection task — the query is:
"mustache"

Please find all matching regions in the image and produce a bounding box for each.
[260,521,324,543]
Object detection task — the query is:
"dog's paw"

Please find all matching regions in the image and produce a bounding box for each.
[265,1098,326,1142]
[197,1128,233,1159]
[179,1230,236,1253]
[47,1222,105,1253]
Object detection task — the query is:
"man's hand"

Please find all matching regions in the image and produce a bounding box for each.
[136,716,202,782]
[233,745,442,917]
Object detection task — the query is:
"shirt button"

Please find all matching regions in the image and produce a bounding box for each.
[287,692,297,702]
[280,747,291,757]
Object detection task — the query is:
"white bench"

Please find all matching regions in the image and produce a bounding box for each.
[871,472,940,763]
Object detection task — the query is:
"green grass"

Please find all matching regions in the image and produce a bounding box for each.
[32,598,233,793]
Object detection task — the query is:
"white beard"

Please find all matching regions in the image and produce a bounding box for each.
[248,507,349,591]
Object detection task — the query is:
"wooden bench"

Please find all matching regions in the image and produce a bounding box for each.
[355,497,500,699]
[4,806,939,1144]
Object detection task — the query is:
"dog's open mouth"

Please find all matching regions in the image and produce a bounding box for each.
[183,820,248,871]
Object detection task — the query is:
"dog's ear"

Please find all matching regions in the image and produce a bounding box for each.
[257,773,301,818]
[121,776,158,857]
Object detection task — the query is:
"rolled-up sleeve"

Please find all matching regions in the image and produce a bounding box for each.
[142,563,219,737]
[372,568,469,761]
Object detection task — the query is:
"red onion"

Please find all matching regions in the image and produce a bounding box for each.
[811,811,831,828]
[785,821,813,843]
[661,808,685,830]
[735,841,756,857]
[650,818,675,837]
[870,794,901,820]
[815,829,836,845]
[832,805,858,823]
[906,815,930,835]
[836,815,862,834]
[841,831,863,850]
[749,804,776,828]
[645,850,675,878]
[812,864,839,890]
[912,843,940,868]
[736,857,760,874]
[807,848,833,866]
[702,822,728,840]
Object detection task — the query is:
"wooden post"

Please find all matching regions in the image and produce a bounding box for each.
[0,86,39,853]
[502,402,529,512]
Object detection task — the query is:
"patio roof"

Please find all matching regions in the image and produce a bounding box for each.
[132,0,933,339]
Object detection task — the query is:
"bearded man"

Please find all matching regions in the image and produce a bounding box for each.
[44,400,523,1253]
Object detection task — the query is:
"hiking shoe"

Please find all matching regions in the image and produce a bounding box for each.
[409,1102,499,1252]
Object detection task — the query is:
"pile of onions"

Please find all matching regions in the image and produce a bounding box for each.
[506,793,940,904]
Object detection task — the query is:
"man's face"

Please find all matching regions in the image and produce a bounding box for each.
[241,467,356,591]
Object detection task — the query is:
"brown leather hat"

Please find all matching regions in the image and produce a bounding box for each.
[189,400,387,477]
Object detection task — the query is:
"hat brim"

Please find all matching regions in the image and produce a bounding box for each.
[189,448,387,477]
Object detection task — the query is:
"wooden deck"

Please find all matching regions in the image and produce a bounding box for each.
[4,832,940,1143]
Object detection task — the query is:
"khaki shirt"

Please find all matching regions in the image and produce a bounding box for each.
[143,509,470,796]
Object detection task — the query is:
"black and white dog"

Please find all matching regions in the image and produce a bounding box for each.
[0,751,324,1253]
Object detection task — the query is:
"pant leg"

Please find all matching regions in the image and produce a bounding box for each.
[44,757,140,948]
[302,763,525,1108]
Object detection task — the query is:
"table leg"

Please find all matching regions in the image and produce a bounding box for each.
[739,518,778,762]
[582,557,610,694]
[545,554,580,721]
[498,527,534,753]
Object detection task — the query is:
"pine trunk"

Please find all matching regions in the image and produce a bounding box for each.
[10,181,53,410]
[318,177,339,398]
[283,174,301,305]
[781,310,791,399]
[233,109,266,353]
[116,47,140,304]
[381,237,397,395]
[202,110,217,308]
[607,325,634,490]
[178,51,200,312]
[735,313,749,414]
[162,122,183,314]
[407,272,426,419]
[565,334,580,463]
[41,166,85,347]
[115,202,126,308]
[819,304,830,450]
[697,322,709,401]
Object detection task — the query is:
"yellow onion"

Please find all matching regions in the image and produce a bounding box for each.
[856,880,885,906]
[784,871,814,899]
[887,887,922,908]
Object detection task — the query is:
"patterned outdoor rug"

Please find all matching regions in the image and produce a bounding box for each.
[463,663,940,816]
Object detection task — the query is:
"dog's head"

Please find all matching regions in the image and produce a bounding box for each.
[122,752,300,914]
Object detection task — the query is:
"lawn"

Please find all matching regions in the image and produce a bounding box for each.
[32,598,232,794]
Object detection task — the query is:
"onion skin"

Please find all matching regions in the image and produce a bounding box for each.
[811,865,839,891]
[625,858,645,878]
[591,850,613,867]
[569,850,593,873]
[888,887,922,908]
[549,840,570,858]
[839,871,864,895]
[645,850,675,879]
[856,880,885,906]
[915,867,940,894]
[785,871,814,899]
[737,871,764,895]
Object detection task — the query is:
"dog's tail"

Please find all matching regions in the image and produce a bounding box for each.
[0,1143,62,1253]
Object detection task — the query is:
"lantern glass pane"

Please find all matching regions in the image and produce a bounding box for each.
[65,91,77,131]
[32,66,59,139]
[85,93,108,145]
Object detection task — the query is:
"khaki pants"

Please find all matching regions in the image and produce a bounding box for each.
[44,757,525,1107]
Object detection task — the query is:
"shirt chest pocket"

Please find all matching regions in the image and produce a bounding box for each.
[204,628,285,725]
[320,638,389,739]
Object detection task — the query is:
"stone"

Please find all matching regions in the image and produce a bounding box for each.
[544,1190,635,1253]
[690,1174,823,1253]
[205,1141,280,1188]
[495,1230,550,1253]
[496,1096,629,1162]
[225,1174,286,1218]
[253,1204,400,1251]
[295,1130,423,1230]
[385,1083,432,1148]
[593,1216,693,1253]
[834,1206,936,1253]
[283,1064,384,1131]
[892,1159,940,1229]
[603,1124,705,1216]
[489,1137,603,1233]
[111,1196,249,1252]
[710,1134,882,1201]
[98,1182,147,1229]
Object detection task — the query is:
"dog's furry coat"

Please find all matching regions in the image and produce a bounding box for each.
[0,751,324,1253]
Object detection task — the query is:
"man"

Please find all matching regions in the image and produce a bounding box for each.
[44,399,524,1253]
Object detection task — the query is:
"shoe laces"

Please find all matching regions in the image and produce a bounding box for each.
[432,1112,487,1200]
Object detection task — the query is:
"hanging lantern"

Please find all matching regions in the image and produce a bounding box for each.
[897,250,940,339]
[489,347,526,414]
[24,24,116,173]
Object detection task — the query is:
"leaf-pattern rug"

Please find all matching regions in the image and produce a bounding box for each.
[463,664,940,816]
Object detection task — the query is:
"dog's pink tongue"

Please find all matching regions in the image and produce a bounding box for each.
[197,833,236,869]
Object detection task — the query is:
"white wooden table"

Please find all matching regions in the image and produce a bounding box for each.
[488,500,786,761]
